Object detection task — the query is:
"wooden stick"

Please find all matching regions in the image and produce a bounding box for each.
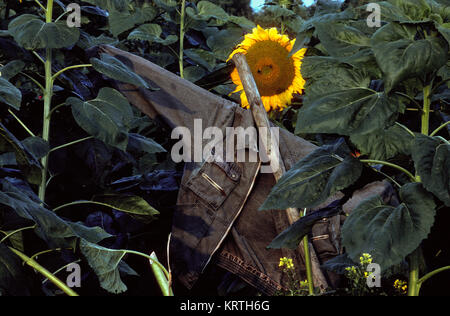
[232,53,329,292]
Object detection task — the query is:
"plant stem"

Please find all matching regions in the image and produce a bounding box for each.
[52,199,139,213]
[303,236,315,295]
[407,249,420,296]
[34,0,47,12]
[0,225,36,243]
[179,0,186,79]
[360,159,417,182]
[300,209,315,295]
[7,109,36,137]
[417,266,450,290]
[32,51,46,65]
[52,64,92,81]
[408,84,433,297]
[42,260,81,285]
[422,85,431,136]
[150,252,174,296]
[49,136,94,153]
[395,122,416,138]
[19,71,45,92]
[430,121,450,137]
[123,250,171,282]
[38,0,54,203]
[8,247,79,296]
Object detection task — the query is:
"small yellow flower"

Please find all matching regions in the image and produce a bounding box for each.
[299,280,308,288]
[359,253,373,265]
[279,257,294,270]
[394,279,408,294]
[345,266,357,274]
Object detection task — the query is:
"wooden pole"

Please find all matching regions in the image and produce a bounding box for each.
[232,53,329,292]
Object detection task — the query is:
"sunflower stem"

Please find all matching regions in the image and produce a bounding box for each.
[39,0,54,203]
[9,247,79,297]
[179,0,186,79]
[301,208,315,295]
[408,84,433,297]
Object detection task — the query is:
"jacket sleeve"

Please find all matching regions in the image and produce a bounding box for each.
[96,45,238,150]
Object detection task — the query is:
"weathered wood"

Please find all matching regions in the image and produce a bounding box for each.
[232,53,329,291]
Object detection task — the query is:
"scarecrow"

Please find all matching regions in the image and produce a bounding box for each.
[91,26,394,296]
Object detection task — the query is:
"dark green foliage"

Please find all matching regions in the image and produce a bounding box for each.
[342,183,436,272]
[412,135,450,206]
[260,138,363,210]
[262,0,449,284]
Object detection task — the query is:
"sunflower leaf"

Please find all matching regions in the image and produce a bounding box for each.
[412,135,450,206]
[8,14,79,50]
[296,56,404,136]
[315,22,371,57]
[260,139,363,210]
[342,183,436,272]
[371,22,448,92]
[350,124,415,160]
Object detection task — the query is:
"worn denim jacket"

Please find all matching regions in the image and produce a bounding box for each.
[96,45,394,295]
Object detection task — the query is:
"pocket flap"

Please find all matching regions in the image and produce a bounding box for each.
[185,161,241,210]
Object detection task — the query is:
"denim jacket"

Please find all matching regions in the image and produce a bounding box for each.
[96,45,394,295]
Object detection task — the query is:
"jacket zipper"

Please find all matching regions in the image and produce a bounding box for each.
[202,161,262,273]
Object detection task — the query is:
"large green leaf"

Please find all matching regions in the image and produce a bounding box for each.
[350,124,415,160]
[0,123,41,185]
[127,133,166,154]
[412,135,450,206]
[108,7,158,37]
[296,55,403,136]
[0,179,135,294]
[0,60,25,80]
[0,78,21,110]
[187,1,230,22]
[228,15,256,30]
[299,56,371,100]
[206,27,243,61]
[342,183,436,272]
[260,139,363,211]
[184,48,217,72]
[128,24,178,46]
[268,201,342,249]
[82,0,128,12]
[22,137,50,160]
[91,53,153,89]
[437,24,450,46]
[92,194,160,217]
[68,88,133,151]
[371,22,448,92]
[79,240,129,294]
[437,61,450,88]
[315,22,371,57]
[375,0,432,22]
[153,0,178,12]
[0,179,111,249]
[8,14,80,50]
[296,87,402,136]
[0,244,30,296]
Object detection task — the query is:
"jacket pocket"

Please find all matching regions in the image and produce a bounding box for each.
[184,161,241,211]
[311,215,342,262]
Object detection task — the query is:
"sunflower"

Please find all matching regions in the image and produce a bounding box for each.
[228,26,307,112]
